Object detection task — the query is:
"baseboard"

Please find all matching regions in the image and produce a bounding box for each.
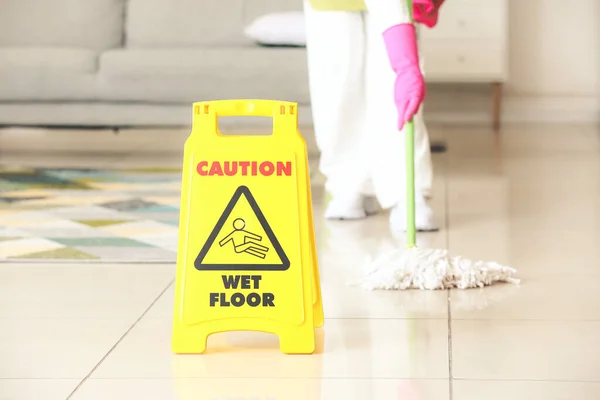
[505,96,599,124]
[1,95,595,128]
[298,95,600,126]
[425,93,600,125]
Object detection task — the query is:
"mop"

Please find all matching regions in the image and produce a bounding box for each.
[356,117,520,290]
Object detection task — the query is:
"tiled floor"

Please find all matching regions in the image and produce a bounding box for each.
[1,123,600,399]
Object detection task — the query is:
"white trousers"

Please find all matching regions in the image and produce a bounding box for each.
[304,2,433,209]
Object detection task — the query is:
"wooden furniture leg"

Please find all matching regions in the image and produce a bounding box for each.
[492,82,503,131]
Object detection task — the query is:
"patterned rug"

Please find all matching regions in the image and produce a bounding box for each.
[0,166,181,263]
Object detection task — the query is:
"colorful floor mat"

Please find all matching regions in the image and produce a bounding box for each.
[0,166,182,263]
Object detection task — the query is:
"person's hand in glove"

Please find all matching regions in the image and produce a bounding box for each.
[382,23,425,130]
[413,0,445,28]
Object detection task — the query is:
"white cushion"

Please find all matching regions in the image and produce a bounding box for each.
[0,0,125,50]
[244,12,306,46]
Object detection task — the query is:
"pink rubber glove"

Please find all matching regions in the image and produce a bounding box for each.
[413,0,445,28]
[382,24,425,131]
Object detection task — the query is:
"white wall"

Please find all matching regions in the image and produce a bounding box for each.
[426,0,599,123]
[507,0,599,97]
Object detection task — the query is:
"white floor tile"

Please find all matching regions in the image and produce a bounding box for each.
[447,156,600,275]
[452,320,600,381]
[451,274,600,320]
[72,378,449,400]
[0,318,131,379]
[0,379,79,400]
[89,317,449,379]
[453,380,600,400]
[0,264,173,319]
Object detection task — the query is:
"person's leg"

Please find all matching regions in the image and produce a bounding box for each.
[304,1,370,219]
[414,102,433,198]
[363,13,437,231]
[414,28,433,198]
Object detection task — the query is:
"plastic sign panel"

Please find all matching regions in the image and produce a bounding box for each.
[172,99,323,354]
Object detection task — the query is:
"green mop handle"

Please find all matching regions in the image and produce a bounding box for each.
[405,119,417,249]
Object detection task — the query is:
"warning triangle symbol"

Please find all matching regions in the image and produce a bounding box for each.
[195,185,290,271]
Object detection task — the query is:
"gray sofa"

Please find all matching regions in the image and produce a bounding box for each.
[0,0,309,127]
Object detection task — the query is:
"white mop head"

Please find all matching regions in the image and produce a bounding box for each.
[356,247,519,290]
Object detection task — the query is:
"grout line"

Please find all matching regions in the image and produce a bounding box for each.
[5,376,600,383]
[450,378,600,383]
[66,279,175,399]
[448,289,453,400]
[323,317,448,320]
[62,377,453,381]
[443,145,454,400]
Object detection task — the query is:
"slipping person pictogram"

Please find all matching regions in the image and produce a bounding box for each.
[218,218,269,259]
[195,185,290,271]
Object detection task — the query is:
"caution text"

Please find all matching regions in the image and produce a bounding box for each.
[197,161,292,177]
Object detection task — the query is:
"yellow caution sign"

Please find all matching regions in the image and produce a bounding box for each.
[172,99,324,355]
